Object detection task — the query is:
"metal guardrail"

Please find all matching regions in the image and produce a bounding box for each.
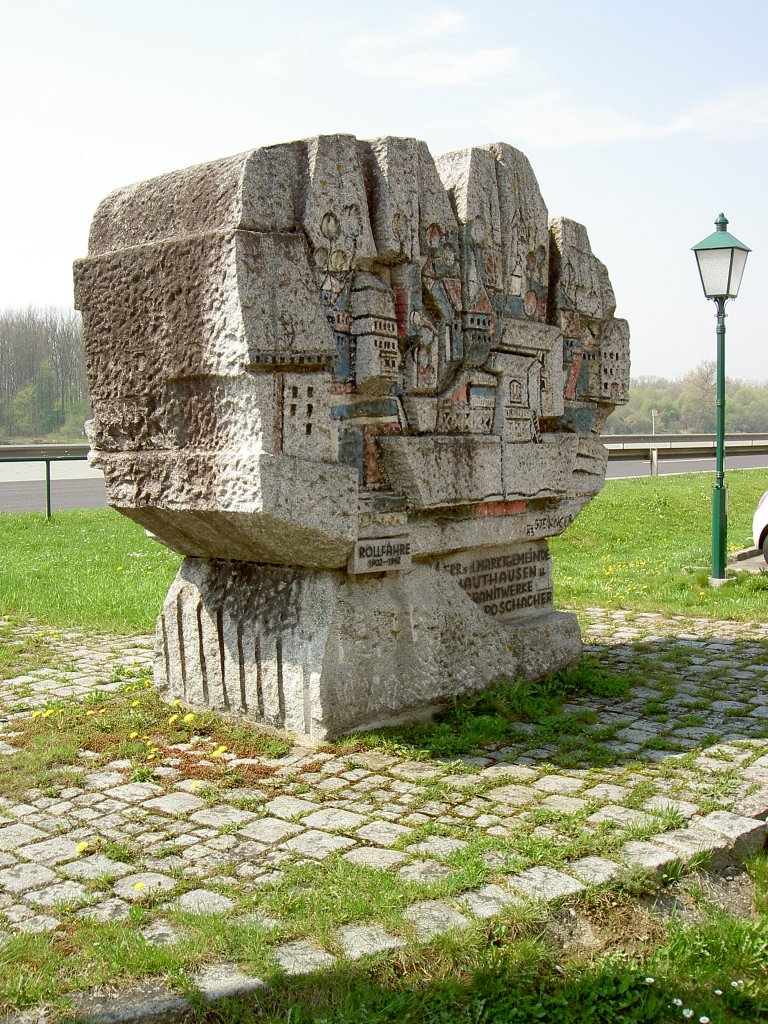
[0,445,89,519]
[602,433,768,475]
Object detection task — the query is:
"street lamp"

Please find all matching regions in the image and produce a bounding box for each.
[691,213,751,584]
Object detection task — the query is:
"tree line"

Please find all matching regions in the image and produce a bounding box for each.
[1,307,767,440]
[0,307,88,440]
[604,362,768,434]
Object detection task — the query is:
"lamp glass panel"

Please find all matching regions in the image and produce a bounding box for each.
[728,247,748,297]
[696,247,733,297]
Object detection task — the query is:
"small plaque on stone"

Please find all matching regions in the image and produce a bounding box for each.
[348,536,412,574]
[435,541,553,621]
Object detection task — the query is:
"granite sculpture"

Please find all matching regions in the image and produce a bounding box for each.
[74,135,630,740]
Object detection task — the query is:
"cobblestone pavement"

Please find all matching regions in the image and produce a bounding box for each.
[1,610,767,1016]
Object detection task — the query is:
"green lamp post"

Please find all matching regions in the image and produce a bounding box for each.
[691,213,751,583]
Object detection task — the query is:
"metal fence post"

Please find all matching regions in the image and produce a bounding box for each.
[650,447,659,477]
[45,459,52,519]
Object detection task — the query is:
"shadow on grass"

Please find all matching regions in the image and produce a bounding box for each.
[332,637,768,772]
[192,938,768,1024]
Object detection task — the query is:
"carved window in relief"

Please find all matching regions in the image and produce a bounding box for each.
[286,382,314,437]
[509,379,523,405]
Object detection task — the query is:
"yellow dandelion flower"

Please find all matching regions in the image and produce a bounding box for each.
[31,710,41,719]
[130,700,140,708]
[190,781,202,790]
[173,699,182,707]
[86,710,96,717]
[129,731,139,739]
[42,709,54,718]
[76,841,89,854]
[133,881,145,891]
[98,709,107,715]
[182,713,195,723]
[168,714,179,725]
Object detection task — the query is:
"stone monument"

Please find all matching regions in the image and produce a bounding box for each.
[74,135,630,740]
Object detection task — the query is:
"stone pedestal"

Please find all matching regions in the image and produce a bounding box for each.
[155,555,581,741]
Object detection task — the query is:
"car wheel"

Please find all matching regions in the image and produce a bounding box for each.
[763,533,768,566]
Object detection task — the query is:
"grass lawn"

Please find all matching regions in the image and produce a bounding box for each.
[1,470,766,634]
[0,508,181,634]
[552,469,768,621]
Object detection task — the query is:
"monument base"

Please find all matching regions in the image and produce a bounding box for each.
[154,557,582,741]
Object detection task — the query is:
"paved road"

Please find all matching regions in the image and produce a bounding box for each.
[0,478,108,513]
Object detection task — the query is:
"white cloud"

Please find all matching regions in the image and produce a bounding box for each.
[339,10,519,87]
[414,11,465,36]
[480,84,768,148]
[676,84,768,140]
[351,46,520,87]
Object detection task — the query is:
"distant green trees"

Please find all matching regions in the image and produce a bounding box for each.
[0,307,89,441]
[605,361,768,434]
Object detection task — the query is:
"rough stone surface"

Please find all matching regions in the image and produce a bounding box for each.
[460,883,522,918]
[194,962,266,999]
[141,919,183,946]
[404,900,471,939]
[271,940,335,976]
[336,923,406,960]
[113,872,177,901]
[77,898,132,923]
[0,824,46,851]
[0,864,57,895]
[175,889,235,914]
[343,848,407,870]
[697,810,767,860]
[62,854,133,880]
[566,857,621,885]
[618,841,680,874]
[398,859,453,883]
[282,829,355,859]
[142,793,206,815]
[507,867,585,900]
[75,134,629,739]
[68,981,190,1024]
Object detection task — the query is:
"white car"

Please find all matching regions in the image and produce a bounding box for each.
[753,490,768,563]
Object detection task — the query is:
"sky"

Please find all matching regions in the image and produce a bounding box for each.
[2,0,767,381]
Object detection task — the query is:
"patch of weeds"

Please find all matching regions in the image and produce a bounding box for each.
[228,795,265,811]
[337,657,631,761]
[130,764,156,783]
[679,712,708,729]
[626,782,663,806]
[252,859,417,941]
[100,839,139,864]
[217,822,246,836]
[0,686,288,802]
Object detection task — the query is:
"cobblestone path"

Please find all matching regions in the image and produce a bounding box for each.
[1,610,767,1013]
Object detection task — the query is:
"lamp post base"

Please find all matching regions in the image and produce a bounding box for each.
[707,574,734,589]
